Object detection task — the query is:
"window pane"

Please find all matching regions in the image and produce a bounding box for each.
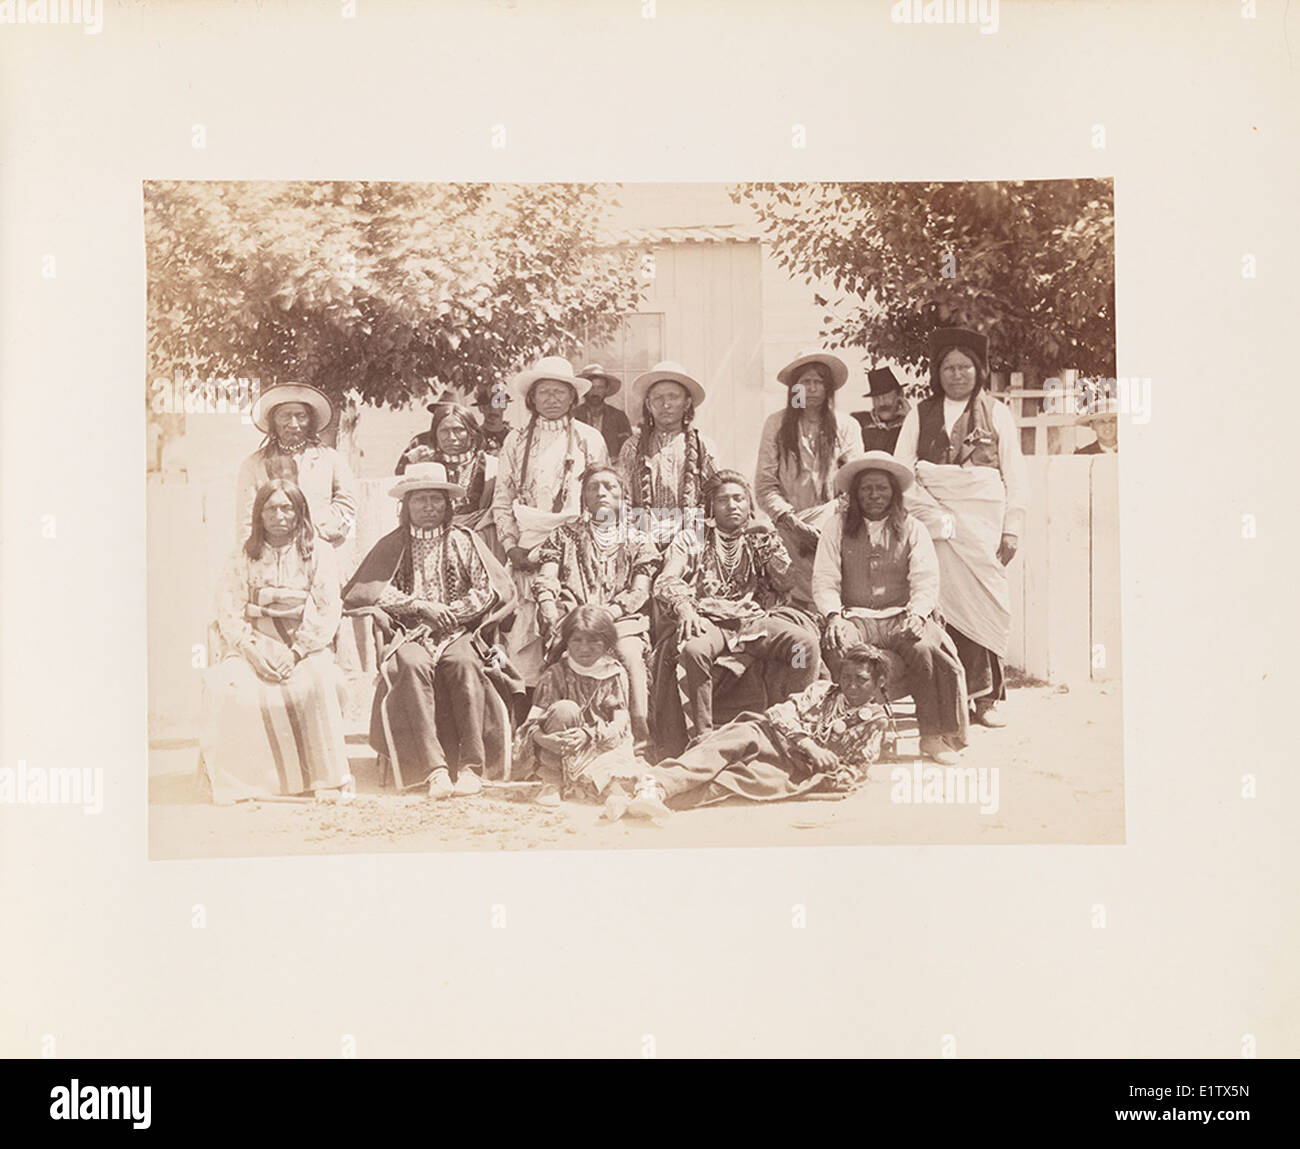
[580,318,624,366]
[624,314,664,371]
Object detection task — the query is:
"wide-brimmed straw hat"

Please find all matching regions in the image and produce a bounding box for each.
[777,349,849,391]
[1076,413,1118,431]
[834,450,914,495]
[629,360,706,410]
[507,356,591,406]
[251,382,334,434]
[578,363,623,396]
[387,462,466,501]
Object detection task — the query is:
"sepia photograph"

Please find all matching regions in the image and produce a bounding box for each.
[145,178,1124,858]
[2,0,1294,1079]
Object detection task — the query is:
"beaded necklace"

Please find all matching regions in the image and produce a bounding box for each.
[808,690,881,742]
[259,435,320,484]
[399,523,464,602]
[517,415,578,514]
[577,516,627,601]
[269,435,319,457]
[438,446,473,477]
[710,528,751,596]
[436,447,483,511]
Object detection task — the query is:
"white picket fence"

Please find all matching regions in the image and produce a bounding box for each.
[1006,453,1121,684]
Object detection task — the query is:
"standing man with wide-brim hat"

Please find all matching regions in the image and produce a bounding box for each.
[236,382,358,549]
[893,327,1029,728]
[575,363,634,458]
[490,355,609,685]
[854,366,912,454]
[343,462,523,799]
[616,359,721,550]
[812,451,969,765]
[754,348,864,611]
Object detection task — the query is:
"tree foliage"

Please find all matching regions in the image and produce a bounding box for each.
[732,180,1115,381]
[144,181,644,410]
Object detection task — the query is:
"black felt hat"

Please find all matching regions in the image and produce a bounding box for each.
[866,367,903,397]
[928,327,988,369]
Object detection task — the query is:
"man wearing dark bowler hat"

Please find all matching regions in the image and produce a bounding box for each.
[574,363,633,458]
[853,367,912,455]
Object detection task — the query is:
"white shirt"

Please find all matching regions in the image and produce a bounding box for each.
[942,396,968,436]
[491,417,608,550]
[811,509,939,619]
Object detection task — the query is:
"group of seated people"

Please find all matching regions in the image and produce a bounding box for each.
[199,326,1028,824]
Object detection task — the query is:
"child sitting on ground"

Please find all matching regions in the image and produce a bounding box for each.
[514,604,659,821]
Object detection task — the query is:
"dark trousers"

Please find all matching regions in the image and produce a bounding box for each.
[947,625,1005,705]
[826,614,965,739]
[678,614,820,735]
[375,633,487,786]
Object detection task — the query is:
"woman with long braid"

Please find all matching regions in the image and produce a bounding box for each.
[616,360,721,552]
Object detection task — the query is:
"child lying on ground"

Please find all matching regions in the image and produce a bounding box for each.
[514,604,660,821]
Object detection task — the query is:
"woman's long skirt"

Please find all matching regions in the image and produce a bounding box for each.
[200,650,351,804]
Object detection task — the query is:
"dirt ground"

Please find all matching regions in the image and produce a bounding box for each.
[148,680,1123,859]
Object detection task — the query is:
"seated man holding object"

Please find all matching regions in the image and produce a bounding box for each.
[649,470,821,758]
[343,463,521,798]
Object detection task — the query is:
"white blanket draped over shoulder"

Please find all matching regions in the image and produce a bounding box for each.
[904,461,1009,658]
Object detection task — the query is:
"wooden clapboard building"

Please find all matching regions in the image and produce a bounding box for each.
[353,182,876,481]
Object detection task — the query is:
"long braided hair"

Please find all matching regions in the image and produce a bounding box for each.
[631,388,703,510]
[516,381,581,513]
